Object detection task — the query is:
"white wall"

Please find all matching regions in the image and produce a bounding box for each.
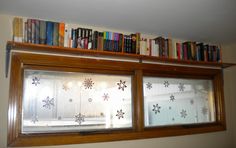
[0,14,236,148]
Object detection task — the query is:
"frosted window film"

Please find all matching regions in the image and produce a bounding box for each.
[143,77,215,127]
[22,70,132,133]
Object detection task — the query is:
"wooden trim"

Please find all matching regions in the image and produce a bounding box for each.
[7,51,227,147]
[7,41,236,68]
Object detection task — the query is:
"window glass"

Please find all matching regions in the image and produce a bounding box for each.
[143,77,215,127]
[22,70,132,133]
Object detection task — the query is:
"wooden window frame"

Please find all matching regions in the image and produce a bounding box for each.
[8,51,226,147]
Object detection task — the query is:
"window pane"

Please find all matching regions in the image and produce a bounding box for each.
[143,77,215,127]
[22,70,132,133]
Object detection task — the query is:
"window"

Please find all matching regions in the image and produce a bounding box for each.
[8,52,226,147]
[23,70,132,133]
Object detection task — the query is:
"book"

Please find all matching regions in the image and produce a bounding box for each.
[59,23,65,47]
[131,34,136,54]
[98,32,104,50]
[46,21,54,46]
[31,19,36,44]
[88,29,92,49]
[35,20,40,44]
[93,31,98,49]
[136,33,140,54]
[27,19,32,43]
[53,22,59,46]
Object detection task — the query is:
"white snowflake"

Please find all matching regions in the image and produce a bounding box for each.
[83,78,94,89]
[146,82,152,89]
[32,77,40,86]
[42,96,54,109]
[170,94,175,102]
[75,113,85,125]
[180,109,187,118]
[152,104,161,114]
[102,93,109,101]
[201,106,208,115]
[178,83,185,91]
[117,80,127,91]
[62,84,69,91]
[164,81,169,87]
[116,109,125,119]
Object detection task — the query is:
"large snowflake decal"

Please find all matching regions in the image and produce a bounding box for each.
[42,96,54,109]
[102,93,109,101]
[116,109,125,119]
[164,81,169,87]
[117,80,127,91]
[75,113,85,125]
[190,99,194,105]
[180,109,187,118]
[152,104,161,114]
[178,83,185,91]
[146,82,152,89]
[32,77,40,86]
[83,78,94,89]
[170,94,175,102]
[201,106,208,115]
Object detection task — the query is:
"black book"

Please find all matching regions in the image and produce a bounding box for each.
[118,33,123,52]
[131,34,136,53]
[93,31,98,49]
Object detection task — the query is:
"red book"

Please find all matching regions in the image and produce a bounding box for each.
[183,43,188,60]
[176,43,181,60]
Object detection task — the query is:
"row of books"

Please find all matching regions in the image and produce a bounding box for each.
[12,17,222,62]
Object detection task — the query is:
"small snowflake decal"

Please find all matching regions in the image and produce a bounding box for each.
[180,109,187,118]
[58,116,62,120]
[32,77,40,86]
[146,82,152,89]
[88,98,93,102]
[172,118,175,121]
[117,80,127,91]
[190,99,194,105]
[42,96,54,109]
[152,104,161,114]
[83,78,94,89]
[201,106,208,115]
[102,93,109,101]
[31,115,38,123]
[75,113,85,125]
[169,106,172,110]
[62,84,69,91]
[116,109,125,119]
[170,94,175,102]
[164,81,169,87]
[178,83,185,91]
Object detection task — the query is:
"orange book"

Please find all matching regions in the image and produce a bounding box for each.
[59,23,65,47]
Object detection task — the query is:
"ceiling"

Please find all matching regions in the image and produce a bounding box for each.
[0,0,236,44]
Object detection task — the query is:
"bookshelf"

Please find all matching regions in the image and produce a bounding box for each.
[5,41,236,78]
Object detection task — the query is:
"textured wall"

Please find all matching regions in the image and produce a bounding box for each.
[0,14,235,148]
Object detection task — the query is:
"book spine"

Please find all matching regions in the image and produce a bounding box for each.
[24,22,28,43]
[88,29,92,49]
[31,19,36,44]
[59,23,65,47]
[84,29,89,49]
[71,28,76,48]
[53,22,59,46]
[136,33,140,54]
[93,31,98,50]
[18,18,23,42]
[118,33,123,52]
[27,19,32,43]
[35,20,40,44]
[131,34,136,54]
[64,24,69,47]
[168,38,173,59]
[46,21,53,46]
[183,43,188,60]
[39,20,46,44]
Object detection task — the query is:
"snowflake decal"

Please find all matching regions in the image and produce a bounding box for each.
[102,93,109,101]
[32,77,40,86]
[42,96,54,109]
[172,118,175,121]
[152,104,161,114]
[164,81,169,87]
[190,99,194,105]
[169,106,172,110]
[31,115,38,123]
[178,83,185,91]
[88,98,93,102]
[201,106,208,115]
[180,109,187,118]
[83,78,94,89]
[170,94,175,102]
[62,84,69,91]
[58,116,62,120]
[116,109,125,119]
[117,80,127,91]
[75,113,85,125]
[146,82,152,89]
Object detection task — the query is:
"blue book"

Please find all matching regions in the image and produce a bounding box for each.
[35,20,40,44]
[46,21,53,45]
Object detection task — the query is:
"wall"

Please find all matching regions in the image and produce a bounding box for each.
[0,14,236,148]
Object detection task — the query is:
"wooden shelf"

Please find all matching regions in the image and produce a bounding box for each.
[6,41,236,69]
